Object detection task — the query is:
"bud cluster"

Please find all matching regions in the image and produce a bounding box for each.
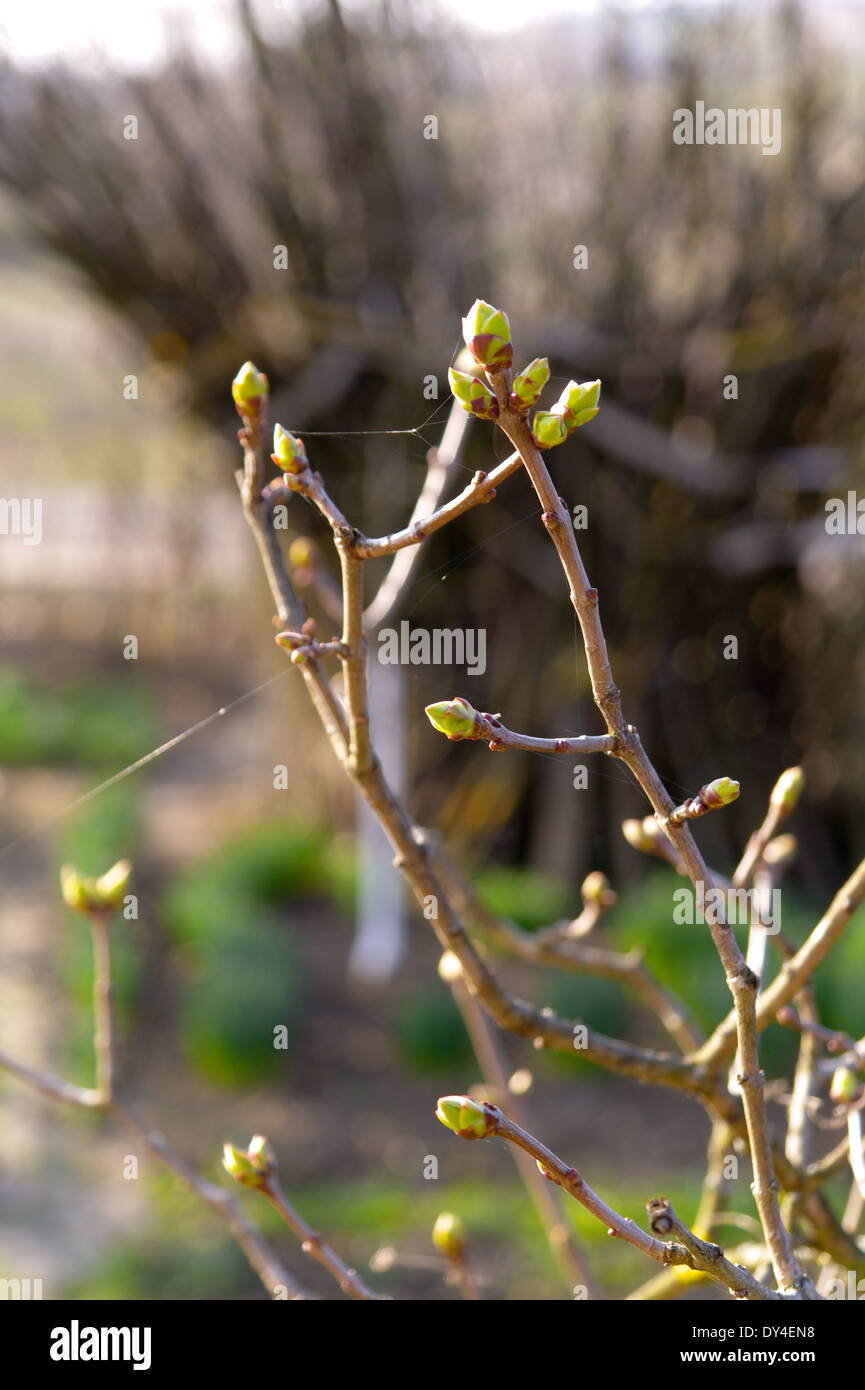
[532,380,601,450]
[449,302,601,453]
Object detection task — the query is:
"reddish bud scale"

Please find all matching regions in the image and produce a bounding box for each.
[468,334,513,370]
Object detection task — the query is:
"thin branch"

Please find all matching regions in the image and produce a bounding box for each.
[848,1108,865,1203]
[0,839,309,1302]
[733,771,801,890]
[445,962,599,1297]
[802,1133,852,1189]
[777,1006,857,1057]
[439,1099,786,1300]
[334,533,373,775]
[486,365,811,1296]
[362,399,474,627]
[784,989,822,1173]
[260,1175,385,1300]
[440,708,617,757]
[241,342,832,1294]
[625,1119,734,1301]
[0,1046,308,1300]
[235,454,350,763]
[696,854,865,1069]
[645,1197,788,1302]
[358,450,521,561]
[266,448,706,1093]
[0,1046,102,1108]
[119,1110,308,1300]
[423,835,702,1055]
[89,909,115,1103]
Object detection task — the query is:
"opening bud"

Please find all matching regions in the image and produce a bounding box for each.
[554,379,601,432]
[448,368,499,421]
[510,358,550,412]
[460,299,513,370]
[60,860,132,914]
[424,696,482,741]
[531,411,569,450]
[247,1134,277,1175]
[222,1142,264,1187]
[701,777,740,809]
[272,423,309,475]
[93,860,133,910]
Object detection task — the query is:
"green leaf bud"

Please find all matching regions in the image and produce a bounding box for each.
[272,423,309,475]
[460,299,513,370]
[510,358,550,412]
[424,697,482,741]
[448,368,499,421]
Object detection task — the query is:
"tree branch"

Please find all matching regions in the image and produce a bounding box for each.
[437,1097,787,1300]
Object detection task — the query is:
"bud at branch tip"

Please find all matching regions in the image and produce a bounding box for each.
[231,361,269,412]
[425,697,482,740]
[461,299,513,371]
[435,1095,497,1139]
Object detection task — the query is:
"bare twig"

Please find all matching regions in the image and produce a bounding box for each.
[261,1175,385,1300]
[429,703,617,757]
[89,909,115,1103]
[443,958,599,1297]
[696,854,865,1069]
[0,1046,102,1108]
